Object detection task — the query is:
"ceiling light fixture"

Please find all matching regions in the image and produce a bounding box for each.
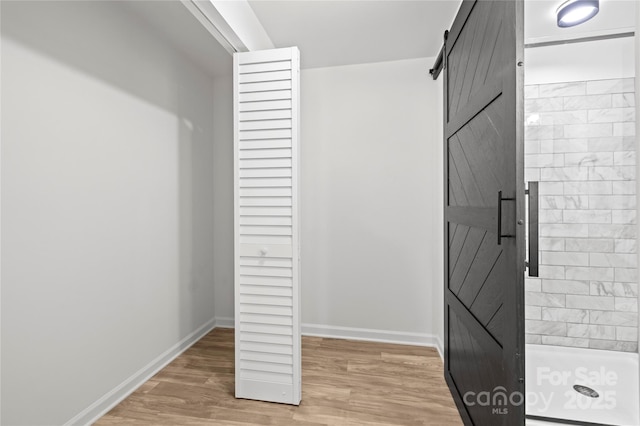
[557,0,600,27]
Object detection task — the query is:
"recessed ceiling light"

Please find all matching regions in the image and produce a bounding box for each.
[557,0,600,27]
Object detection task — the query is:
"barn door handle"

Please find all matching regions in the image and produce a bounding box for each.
[526,182,539,277]
[497,191,515,245]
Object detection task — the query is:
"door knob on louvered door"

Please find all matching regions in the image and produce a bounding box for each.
[260,247,269,257]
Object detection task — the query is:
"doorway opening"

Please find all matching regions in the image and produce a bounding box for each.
[524,2,639,425]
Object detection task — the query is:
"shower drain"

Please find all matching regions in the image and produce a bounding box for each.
[573,384,600,398]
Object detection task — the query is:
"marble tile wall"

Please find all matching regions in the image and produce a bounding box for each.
[524,78,638,352]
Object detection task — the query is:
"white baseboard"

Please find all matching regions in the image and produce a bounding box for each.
[302,323,441,351]
[216,317,444,359]
[216,317,444,360]
[65,318,216,426]
[435,335,444,360]
[216,316,443,356]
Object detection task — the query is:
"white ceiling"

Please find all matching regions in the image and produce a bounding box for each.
[248,0,461,69]
[249,0,636,70]
[121,0,636,77]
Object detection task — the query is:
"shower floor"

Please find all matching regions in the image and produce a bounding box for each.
[526,344,639,426]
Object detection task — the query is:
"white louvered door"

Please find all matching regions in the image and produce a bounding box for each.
[233,47,301,405]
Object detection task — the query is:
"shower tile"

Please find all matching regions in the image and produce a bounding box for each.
[568,324,615,340]
[566,266,614,281]
[526,320,567,336]
[540,209,563,223]
[553,138,588,153]
[565,238,613,253]
[564,94,611,110]
[614,297,638,312]
[540,110,587,125]
[526,278,542,292]
[563,210,611,224]
[564,152,613,167]
[539,182,565,195]
[538,265,566,279]
[525,140,540,154]
[525,85,539,99]
[588,224,637,239]
[612,93,635,108]
[542,280,589,295]
[541,252,589,266]
[612,210,636,225]
[621,107,636,122]
[525,168,540,182]
[564,181,612,195]
[526,125,563,140]
[539,82,586,98]
[541,336,589,347]
[590,310,638,326]
[614,267,638,283]
[540,224,588,238]
[621,136,636,151]
[526,305,542,320]
[612,181,636,195]
[525,113,541,126]
[586,78,634,95]
[588,325,617,340]
[566,323,588,337]
[540,196,565,209]
[538,139,554,153]
[590,253,637,268]
[613,122,635,137]
[525,334,542,344]
[563,196,589,209]
[587,108,634,123]
[525,126,547,140]
[539,238,566,251]
[526,154,564,168]
[614,239,637,253]
[565,123,612,139]
[566,295,615,310]
[526,291,566,307]
[589,339,637,352]
[524,77,637,353]
[615,326,638,342]
[588,166,636,181]
[613,151,636,166]
[526,97,564,112]
[590,281,638,297]
[542,307,589,323]
[588,136,626,152]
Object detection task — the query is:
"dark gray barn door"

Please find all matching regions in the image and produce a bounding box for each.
[443,1,525,425]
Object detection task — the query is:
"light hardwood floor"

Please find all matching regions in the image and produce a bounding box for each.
[96,328,463,425]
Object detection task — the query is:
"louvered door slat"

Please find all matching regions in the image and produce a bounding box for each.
[239,99,292,112]
[239,60,292,74]
[234,47,301,406]
[240,351,293,364]
[239,90,292,103]
[240,110,292,121]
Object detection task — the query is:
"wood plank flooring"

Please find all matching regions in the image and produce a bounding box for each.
[96,328,463,425]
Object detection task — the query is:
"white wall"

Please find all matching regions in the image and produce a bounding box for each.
[636,0,640,407]
[636,0,640,355]
[525,37,635,85]
[434,76,445,349]
[1,2,217,424]
[300,58,442,338]
[212,74,234,322]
